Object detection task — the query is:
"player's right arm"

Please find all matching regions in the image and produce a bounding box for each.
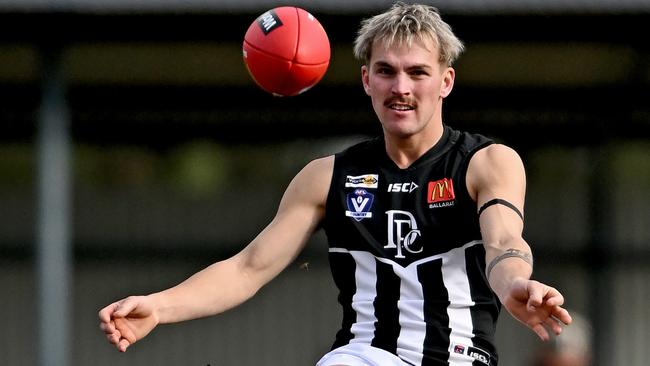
[98,155,334,352]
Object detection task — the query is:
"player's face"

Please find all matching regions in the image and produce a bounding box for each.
[362,38,455,139]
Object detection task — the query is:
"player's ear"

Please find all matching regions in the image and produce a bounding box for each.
[440,66,455,98]
[361,65,371,95]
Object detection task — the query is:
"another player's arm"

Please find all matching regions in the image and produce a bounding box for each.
[466,144,571,340]
[99,156,333,351]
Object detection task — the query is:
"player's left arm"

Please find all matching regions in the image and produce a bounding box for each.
[466,144,572,340]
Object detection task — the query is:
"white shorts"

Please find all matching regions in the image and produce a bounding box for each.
[316,343,409,366]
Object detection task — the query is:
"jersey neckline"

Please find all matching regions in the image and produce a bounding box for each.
[379,124,458,172]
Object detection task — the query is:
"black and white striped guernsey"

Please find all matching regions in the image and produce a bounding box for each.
[323,125,501,366]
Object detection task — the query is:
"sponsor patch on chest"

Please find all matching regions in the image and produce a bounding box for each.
[345,174,378,189]
[427,178,455,208]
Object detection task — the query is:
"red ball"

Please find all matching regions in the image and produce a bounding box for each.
[243,7,330,97]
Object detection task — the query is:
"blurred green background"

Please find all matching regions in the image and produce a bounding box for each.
[0,1,648,365]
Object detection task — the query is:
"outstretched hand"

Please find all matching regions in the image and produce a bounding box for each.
[502,278,572,341]
[98,296,159,352]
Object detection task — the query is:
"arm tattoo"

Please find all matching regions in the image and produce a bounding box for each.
[486,248,533,280]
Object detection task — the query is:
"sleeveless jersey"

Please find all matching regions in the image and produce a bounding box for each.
[323,125,501,366]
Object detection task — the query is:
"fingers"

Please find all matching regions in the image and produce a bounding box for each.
[106,330,121,345]
[99,313,124,350]
[98,297,139,352]
[526,282,566,311]
[106,329,131,352]
[101,317,135,352]
[98,302,120,323]
[113,297,139,318]
[114,317,137,344]
[118,339,131,352]
[518,280,574,340]
[526,280,544,310]
[98,298,133,333]
[531,323,550,341]
[534,284,572,328]
[552,306,573,326]
[543,286,565,307]
[99,320,116,335]
[101,321,126,351]
[99,303,120,340]
[543,316,564,335]
[530,314,566,340]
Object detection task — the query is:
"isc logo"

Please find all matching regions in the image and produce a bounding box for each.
[469,351,489,364]
[387,182,418,193]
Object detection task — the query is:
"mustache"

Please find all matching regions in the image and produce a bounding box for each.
[383,96,416,107]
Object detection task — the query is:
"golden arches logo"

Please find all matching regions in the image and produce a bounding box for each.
[427,178,455,203]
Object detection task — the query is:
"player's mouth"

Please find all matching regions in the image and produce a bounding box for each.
[385,98,416,112]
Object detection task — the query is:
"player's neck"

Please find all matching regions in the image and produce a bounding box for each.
[384,121,444,169]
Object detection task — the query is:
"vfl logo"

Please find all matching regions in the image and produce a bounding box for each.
[345,174,379,189]
[385,210,422,259]
[427,178,455,208]
[387,182,418,193]
[345,189,374,221]
[257,10,283,35]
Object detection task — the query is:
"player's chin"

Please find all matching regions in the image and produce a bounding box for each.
[382,120,419,138]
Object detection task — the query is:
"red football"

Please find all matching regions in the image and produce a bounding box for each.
[243,7,330,97]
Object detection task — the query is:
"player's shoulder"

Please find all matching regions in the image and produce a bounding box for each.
[468,143,525,186]
[472,143,522,166]
[282,156,334,207]
[304,155,334,172]
[448,126,494,157]
[465,143,526,200]
[295,155,334,185]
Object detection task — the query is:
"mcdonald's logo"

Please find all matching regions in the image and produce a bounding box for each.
[427,178,455,204]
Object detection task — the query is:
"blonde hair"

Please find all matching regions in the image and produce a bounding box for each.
[353,2,464,66]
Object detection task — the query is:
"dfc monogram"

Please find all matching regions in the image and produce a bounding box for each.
[385,210,422,259]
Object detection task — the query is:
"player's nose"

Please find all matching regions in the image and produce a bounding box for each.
[390,73,412,96]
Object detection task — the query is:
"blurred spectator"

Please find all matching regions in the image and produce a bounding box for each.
[531,311,592,366]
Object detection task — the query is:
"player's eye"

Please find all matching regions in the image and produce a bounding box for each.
[410,69,429,76]
[376,67,394,75]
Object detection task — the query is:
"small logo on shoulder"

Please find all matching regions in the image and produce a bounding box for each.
[427,178,455,208]
[257,10,283,35]
[345,174,378,189]
[345,189,374,221]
